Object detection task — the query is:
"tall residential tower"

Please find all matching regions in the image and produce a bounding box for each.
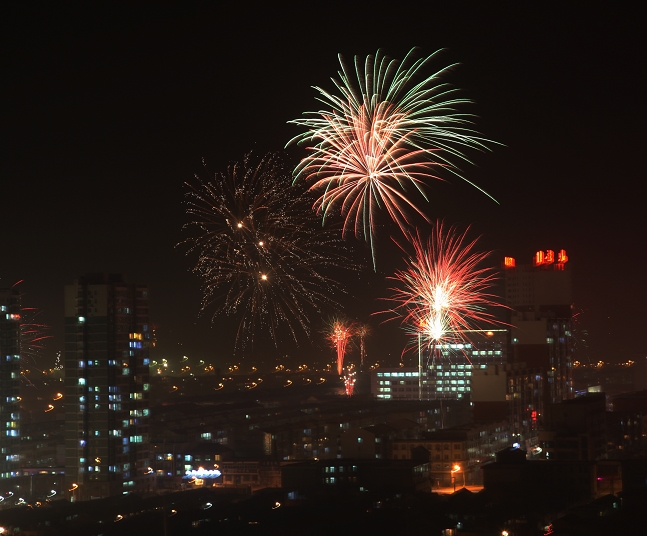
[64,274,152,499]
[0,287,21,479]
[503,250,574,438]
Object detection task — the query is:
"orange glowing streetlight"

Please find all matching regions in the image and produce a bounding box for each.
[451,464,465,491]
[68,483,78,502]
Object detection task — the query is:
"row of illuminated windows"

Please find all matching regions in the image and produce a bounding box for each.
[78,379,149,393]
[436,380,468,385]
[376,372,419,377]
[435,364,489,370]
[324,465,357,473]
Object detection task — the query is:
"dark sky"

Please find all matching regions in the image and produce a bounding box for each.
[4,4,646,371]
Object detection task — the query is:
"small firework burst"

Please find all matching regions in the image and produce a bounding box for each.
[344,370,356,396]
[182,152,360,349]
[326,317,355,376]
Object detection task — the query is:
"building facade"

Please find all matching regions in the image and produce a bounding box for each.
[64,274,152,498]
[373,329,507,402]
[504,250,574,404]
[0,287,21,479]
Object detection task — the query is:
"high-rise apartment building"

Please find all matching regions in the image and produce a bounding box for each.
[64,274,152,499]
[0,287,21,479]
[374,329,508,401]
[503,250,574,438]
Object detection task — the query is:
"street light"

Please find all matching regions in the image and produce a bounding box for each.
[68,483,78,502]
[451,464,464,492]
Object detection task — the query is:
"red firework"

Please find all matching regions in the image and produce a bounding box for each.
[383,222,506,355]
[327,319,354,376]
[344,370,356,396]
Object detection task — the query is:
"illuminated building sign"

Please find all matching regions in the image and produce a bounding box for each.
[183,468,221,479]
[534,249,568,267]
[557,249,568,264]
[504,257,516,268]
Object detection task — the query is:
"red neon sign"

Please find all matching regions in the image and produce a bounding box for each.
[504,257,515,268]
[534,249,567,266]
[557,249,568,264]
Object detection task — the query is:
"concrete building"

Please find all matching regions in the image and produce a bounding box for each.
[483,446,621,508]
[0,287,21,479]
[373,330,507,402]
[391,421,510,486]
[64,274,152,499]
[504,249,574,403]
[503,249,575,444]
[281,458,431,497]
[539,392,608,461]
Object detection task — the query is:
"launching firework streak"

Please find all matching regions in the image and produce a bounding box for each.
[289,48,496,264]
[182,152,358,348]
[355,322,371,367]
[382,222,505,356]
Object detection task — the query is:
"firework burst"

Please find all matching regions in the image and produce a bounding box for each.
[182,152,358,348]
[20,308,52,361]
[344,370,356,397]
[327,318,355,376]
[288,48,496,264]
[382,222,505,355]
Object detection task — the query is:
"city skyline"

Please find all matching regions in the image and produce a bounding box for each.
[4,4,646,369]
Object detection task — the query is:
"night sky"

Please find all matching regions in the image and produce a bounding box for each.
[5,4,646,371]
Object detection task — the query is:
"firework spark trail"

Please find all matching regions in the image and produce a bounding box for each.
[327,319,354,376]
[18,307,52,385]
[344,370,356,396]
[355,322,371,367]
[288,48,496,265]
[182,152,359,349]
[382,222,506,358]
